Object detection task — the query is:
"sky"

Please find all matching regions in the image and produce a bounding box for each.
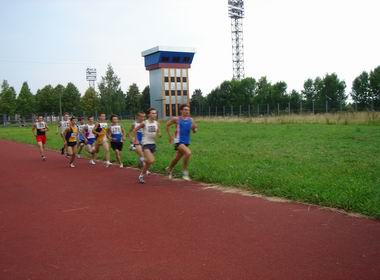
[0,0,379,96]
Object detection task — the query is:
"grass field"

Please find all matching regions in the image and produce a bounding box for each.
[1,118,379,218]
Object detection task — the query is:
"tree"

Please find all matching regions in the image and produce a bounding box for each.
[52,84,65,115]
[316,73,346,112]
[0,80,17,116]
[190,89,206,114]
[351,71,372,109]
[35,85,55,114]
[289,90,302,112]
[16,81,35,119]
[206,81,231,110]
[62,83,81,115]
[270,81,288,106]
[125,83,141,117]
[302,78,317,110]
[254,77,272,105]
[140,86,150,111]
[98,64,124,115]
[369,66,380,108]
[81,87,101,117]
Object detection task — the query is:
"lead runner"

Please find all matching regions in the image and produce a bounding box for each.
[165,104,197,181]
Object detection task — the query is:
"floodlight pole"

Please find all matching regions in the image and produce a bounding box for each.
[86,68,97,89]
[228,0,245,80]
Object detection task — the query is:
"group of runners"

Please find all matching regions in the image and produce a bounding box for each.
[32,105,197,183]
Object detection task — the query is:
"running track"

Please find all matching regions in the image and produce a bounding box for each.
[0,140,379,280]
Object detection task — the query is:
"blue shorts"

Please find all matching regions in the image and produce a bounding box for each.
[87,138,96,145]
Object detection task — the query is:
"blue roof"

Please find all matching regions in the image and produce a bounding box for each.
[144,51,195,67]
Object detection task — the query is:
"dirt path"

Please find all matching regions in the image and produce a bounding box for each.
[0,140,379,280]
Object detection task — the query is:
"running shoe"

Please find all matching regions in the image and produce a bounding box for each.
[182,171,191,181]
[77,154,81,159]
[41,156,46,161]
[119,164,124,168]
[138,175,145,184]
[89,160,96,165]
[69,163,75,168]
[105,161,112,168]
[165,167,173,179]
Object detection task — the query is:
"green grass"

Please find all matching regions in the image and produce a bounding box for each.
[1,120,380,218]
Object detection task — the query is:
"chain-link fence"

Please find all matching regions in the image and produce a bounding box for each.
[1,101,380,126]
[190,102,380,117]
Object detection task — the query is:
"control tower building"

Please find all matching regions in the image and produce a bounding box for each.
[142,46,196,119]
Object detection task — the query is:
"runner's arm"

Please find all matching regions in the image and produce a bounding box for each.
[157,123,162,138]
[122,127,127,142]
[166,118,177,143]
[133,123,144,133]
[106,127,112,141]
[63,128,69,144]
[32,124,36,136]
[127,124,134,142]
[79,126,87,142]
[191,119,198,133]
[92,123,99,136]
[133,123,144,142]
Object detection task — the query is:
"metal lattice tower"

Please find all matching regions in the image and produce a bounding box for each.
[228,0,245,80]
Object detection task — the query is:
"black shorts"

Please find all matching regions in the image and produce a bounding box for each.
[67,141,77,147]
[174,143,190,150]
[143,144,156,153]
[111,142,123,151]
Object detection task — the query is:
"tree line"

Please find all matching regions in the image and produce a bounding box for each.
[190,66,380,113]
[0,65,150,120]
[1,65,379,119]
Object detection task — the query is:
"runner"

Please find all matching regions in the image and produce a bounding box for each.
[57,112,70,156]
[32,115,49,161]
[107,115,126,168]
[134,108,161,184]
[76,117,87,158]
[165,104,197,181]
[85,116,97,165]
[127,112,146,168]
[63,116,79,168]
[92,112,111,167]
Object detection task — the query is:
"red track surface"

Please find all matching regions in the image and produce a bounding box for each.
[0,140,380,280]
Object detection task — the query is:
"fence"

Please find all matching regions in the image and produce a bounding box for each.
[1,101,380,126]
[190,102,380,118]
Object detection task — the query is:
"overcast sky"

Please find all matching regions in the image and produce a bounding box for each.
[0,0,379,96]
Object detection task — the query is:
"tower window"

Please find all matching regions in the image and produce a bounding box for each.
[164,77,169,82]
[165,90,170,96]
[183,77,187,83]
[183,90,188,96]
[162,56,169,63]
[173,56,180,63]
[183,57,191,63]
[176,77,181,82]
[170,77,175,82]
